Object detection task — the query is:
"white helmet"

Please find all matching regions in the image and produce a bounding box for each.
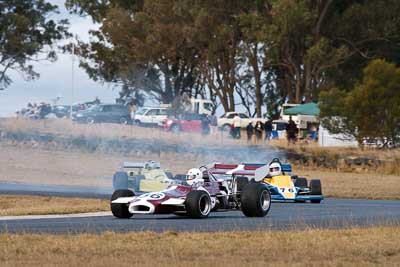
[269,162,282,176]
[186,168,204,186]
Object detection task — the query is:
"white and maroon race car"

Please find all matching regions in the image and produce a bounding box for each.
[110,166,271,219]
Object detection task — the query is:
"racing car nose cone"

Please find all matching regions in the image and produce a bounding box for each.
[129,202,155,214]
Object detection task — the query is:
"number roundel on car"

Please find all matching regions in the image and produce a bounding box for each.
[139,193,165,200]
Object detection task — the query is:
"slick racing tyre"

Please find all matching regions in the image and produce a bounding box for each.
[294,177,308,203]
[113,171,129,190]
[110,189,135,219]
[241,183,271,217]
[185,190,211,218]
[310,179,322,203]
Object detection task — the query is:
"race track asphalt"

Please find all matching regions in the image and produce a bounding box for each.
[0,198,399,234]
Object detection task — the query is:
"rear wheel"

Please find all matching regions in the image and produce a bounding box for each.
[185,190,211,218]
[310,179,322,203]
[241,184,271,217]
[110,189,134,218]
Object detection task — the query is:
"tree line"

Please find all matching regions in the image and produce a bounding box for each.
[1,1,400,146]
[62,0,400,118]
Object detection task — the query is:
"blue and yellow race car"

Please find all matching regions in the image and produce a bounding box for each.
[208,158,323,203]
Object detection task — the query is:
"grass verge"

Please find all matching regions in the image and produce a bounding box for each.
[0,226,398,266]
[0,195,108,216]
[297,170,400,200]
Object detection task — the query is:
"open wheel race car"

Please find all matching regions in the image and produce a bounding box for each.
[110,165,272,219]
[112,161,175,192]
[208,158,324,203]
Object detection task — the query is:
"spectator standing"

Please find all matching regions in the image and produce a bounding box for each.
[286,116,298,144]
[233,114,241,139]
[246,121,254,144]
[255,121,263,143]
[201,115,210,136]
[130,103,137,119]
[209,114,218,135]
[229,123,235,138]
[264,119,273,142]
[93,97,100,105]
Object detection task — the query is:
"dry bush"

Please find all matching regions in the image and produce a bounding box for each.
[0,226,398,266]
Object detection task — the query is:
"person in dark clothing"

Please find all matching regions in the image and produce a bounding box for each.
[93,97,100,105]
[264,119,273,141]
[229,123,235,138]
[201,115,210,135]
[286,116,298,144]
[246,121,254,144]
[254,121,263,143]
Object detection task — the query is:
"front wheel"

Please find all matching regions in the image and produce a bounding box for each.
[310,179,322,203]
[185,190,211,218]
[222,124,231,132]
[110,189,135,218]
[86,117,95,124]
[241,184,271,217]
[119,116,129,124]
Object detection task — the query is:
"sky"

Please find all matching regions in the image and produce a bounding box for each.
[0,0,119,117]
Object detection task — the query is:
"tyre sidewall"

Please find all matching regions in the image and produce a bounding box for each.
[185,190,211,218]
[110,189,134,219]
[241,183,271,217]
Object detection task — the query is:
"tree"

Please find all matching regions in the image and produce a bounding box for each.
[67,0,203,104]
[320,59,400,147]
[0,0,70,89]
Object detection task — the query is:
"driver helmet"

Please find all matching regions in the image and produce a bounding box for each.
[269,162,282,176]
[186,168,204,186]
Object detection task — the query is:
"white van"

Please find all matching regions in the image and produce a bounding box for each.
[133,107,170,126]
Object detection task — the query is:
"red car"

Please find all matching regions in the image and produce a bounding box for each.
[110,166,271,219]
[160,113,205,134]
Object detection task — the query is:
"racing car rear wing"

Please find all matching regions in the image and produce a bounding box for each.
[208,162,292,181]
[122,160,161,170]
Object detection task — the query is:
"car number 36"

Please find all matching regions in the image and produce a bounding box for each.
[280,188,294,193]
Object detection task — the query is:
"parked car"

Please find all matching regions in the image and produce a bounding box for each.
[160,113,205,134]
[218,112,266,131]
[133,107,170,126]
[73,104,131,124]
